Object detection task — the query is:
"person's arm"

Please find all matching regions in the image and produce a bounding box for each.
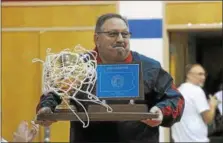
[154,67,185,127]
[201,105,216,125]
[36,92,62,113]
[200,95,218,124]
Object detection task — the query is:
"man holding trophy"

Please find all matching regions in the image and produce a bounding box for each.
[35,13,185,143]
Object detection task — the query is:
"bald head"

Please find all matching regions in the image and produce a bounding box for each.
[186,64,206,87]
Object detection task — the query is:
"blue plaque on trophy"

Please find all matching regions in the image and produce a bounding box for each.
[96,63,143,100]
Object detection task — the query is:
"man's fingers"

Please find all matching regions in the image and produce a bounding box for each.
[209,94,212,98]
[34,120,44,126]
[35,107,57,127]
[141,119,161,127]
[141,106,163,127]
[34,120,43,125]
[34,119,57,126]
[209,95,217,100]
[37,110,52,115]
[147,120,161,124]
[141,120,147,124]
[42,121,53,127]
[37,107,53,115]
[35,120,55,127]
[34,107,58,128]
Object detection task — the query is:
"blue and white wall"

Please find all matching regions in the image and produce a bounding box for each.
[119,1,164,67]
[118,1,168,142]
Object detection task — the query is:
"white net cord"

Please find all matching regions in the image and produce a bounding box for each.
[32,45,113,128]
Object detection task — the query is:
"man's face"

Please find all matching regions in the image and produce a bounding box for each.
[94,18,131,62]
[188,65,206,87]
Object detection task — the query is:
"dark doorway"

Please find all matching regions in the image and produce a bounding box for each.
[169,30,222,93]
[194,31,223,95]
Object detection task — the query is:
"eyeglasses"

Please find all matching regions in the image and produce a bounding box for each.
[97,31,132,38]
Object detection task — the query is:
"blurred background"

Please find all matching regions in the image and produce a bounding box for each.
[1,0,222,142]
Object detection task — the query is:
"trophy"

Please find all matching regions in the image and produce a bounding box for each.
[34,45,158,128]
[49,53,80,112]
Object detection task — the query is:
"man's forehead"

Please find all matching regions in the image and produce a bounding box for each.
[101,18,129,31]
[191,65,205,73]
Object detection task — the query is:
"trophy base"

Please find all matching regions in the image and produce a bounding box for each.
[37,112,159,121]
[37,104,159,121]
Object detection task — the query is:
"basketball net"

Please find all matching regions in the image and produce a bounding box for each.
[32,45,113,128]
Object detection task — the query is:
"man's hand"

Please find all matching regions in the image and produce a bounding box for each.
[13,121,39,142]
[141,106,163,127]
[209,95,220,108]
[35,107,57,127]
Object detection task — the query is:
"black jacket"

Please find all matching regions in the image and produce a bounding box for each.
[36,51,185,143]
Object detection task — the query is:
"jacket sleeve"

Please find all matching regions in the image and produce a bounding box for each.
[154,67,185,127]
[36,92,62,113]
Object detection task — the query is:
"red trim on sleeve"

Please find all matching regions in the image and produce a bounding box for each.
[161,97,184,119]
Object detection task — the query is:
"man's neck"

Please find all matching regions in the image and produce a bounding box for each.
[99,55,127,64]
[186,80,201,87]
[99,54,115,63]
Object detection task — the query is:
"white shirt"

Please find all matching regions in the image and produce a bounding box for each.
[215,90,222,115]
[171,82,210,142]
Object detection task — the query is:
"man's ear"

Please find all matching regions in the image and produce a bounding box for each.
[94,33,99,47]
